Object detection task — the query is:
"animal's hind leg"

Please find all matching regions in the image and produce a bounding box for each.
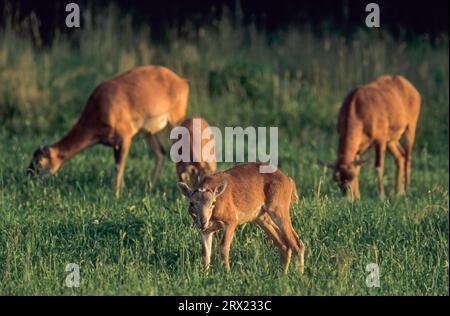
[145,133,166,187]
[291,229,305,274]
[403,125,416,191]
[256,212,292,273]
[266,207,305,274]
[375,141,387,199]
[388,142,406,195]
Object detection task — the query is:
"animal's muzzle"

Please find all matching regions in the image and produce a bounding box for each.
[197,217,209,231]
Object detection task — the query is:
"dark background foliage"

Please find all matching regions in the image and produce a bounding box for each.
[1,0,449,44]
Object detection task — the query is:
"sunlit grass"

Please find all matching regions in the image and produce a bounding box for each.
[0,7,448,295]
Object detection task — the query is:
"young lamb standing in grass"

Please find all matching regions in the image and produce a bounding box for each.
[178,163,305,274]
[323,75,421,200]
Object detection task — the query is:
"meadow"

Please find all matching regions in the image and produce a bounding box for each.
[0,7,448,295]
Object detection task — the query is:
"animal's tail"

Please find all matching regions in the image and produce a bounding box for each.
[290,178,299,204]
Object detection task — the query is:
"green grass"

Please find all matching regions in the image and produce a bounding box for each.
[0,8,448,295]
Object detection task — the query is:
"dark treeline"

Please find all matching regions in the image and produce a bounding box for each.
[1,0,449,43]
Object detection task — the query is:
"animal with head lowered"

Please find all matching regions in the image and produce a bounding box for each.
[27,66,189,196]
[323,75,420,200]
[174,116,217,188]
[178,163,305,274]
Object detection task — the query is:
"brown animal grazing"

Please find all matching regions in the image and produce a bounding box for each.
[174,116,217,188]
[27,66,189,196]
[323,75,420,200]
[178,163,305,274]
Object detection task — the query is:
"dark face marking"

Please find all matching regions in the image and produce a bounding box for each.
[189,188,216,231]
[334,164,356,195]
[27,146,52,176]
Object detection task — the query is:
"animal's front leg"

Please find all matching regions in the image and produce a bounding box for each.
[220,223,237,272]
[114,136,131,198]
[201,231,214,271]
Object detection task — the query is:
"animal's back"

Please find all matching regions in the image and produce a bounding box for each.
[212,163,293,212]
[83,66,189,135]
[340,75,420,141]
[91,66,188,112]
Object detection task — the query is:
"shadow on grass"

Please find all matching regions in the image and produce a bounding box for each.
[45,215,147,263]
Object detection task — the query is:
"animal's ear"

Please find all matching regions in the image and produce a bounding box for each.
[352,159,369,166]
[214,180,227,197]
[42,146,50,157]
[178,182,192,198]
[319,160,335,168]
[36,145,44,154]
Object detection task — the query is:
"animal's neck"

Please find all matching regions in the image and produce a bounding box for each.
[337,124,361,165]
[51,118,96,164]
